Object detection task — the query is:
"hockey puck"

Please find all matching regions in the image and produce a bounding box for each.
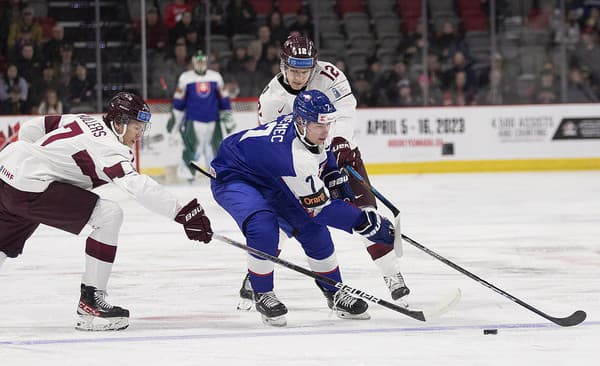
[483,329,498,335]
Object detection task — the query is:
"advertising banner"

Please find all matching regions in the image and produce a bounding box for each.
[355,105,600,171]
[2,105,599,175]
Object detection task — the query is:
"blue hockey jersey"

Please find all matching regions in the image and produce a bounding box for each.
[172,69,231,123]
[211,114,362,233]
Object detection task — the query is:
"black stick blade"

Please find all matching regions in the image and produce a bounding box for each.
[550,310,587,327]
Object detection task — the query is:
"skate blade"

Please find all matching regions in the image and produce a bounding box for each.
[237,298,254,311]
[335,310,371,320]
[75,314,129,331]
[261,314,287,327]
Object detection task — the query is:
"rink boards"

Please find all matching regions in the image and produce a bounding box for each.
[1,104,599,175]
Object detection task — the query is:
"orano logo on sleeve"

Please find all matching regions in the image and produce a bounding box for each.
[299,187,329,208]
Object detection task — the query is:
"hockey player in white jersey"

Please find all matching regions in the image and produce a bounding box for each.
[0,92,213,331]
[238,34,410,307]
[168,50,235,180]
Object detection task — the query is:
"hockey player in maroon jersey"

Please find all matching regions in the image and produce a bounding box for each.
[0,92,213,331]
[236,34,409,309]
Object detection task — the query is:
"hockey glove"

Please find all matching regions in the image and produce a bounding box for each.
[175,199,213,243]
[331,136,358,168]
[168,108,185,134]
[219,110,236,134]
[323,168,355,202]
[354,208,394,245]
[166,110,176,133]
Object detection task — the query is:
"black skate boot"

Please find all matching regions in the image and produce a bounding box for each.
[76,284,129,331]
[237,273,254,311]
[317,282,370,320]
[254,291,288,326]
[384,271,410,307]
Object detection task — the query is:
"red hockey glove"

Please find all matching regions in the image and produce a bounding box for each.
[331,137,357,168]
[175,199,213,243]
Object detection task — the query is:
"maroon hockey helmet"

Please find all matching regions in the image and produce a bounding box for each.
[104,92,152,128]
[280,33,318,70]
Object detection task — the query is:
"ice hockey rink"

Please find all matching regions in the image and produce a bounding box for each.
[1,171,598,366]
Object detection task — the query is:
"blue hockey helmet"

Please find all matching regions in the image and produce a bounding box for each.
[293,90,336,148]
[293,90,336,126]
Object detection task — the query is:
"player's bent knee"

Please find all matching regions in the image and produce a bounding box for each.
[244,210,280,254]
[88,199,124,231]
[296,223,334,259]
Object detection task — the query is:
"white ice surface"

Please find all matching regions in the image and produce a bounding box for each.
[1,171,599,365]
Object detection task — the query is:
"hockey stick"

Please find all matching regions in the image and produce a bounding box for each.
[191,162,215,179]
[344,165,587,327]
[189,161,460,322]
[214,234,429,321]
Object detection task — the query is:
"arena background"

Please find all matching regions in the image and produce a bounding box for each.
[1,2,599,365]
[2,0,600,176]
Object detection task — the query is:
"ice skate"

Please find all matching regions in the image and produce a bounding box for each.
[237,273,254,311]
[76,284,129,331]
[322,287,370,320]
[254,291,288,326]
[384,271,410,308]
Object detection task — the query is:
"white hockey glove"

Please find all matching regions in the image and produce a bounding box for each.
[219,110,236,134]
[167,109,185,134]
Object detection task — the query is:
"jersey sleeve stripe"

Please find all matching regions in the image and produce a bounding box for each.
[103,162,126,180]
[44,115,62,133]
[337,92,353,101]
[71,150,109,188]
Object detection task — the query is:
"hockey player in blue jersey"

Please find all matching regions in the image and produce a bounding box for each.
[210,90,397,326]
[237,35,409,310]
[168,50,236,180]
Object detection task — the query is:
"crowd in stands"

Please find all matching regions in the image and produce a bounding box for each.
[2,0,600,115]
[0,1,96,114]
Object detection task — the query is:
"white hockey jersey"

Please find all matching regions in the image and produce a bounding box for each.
[258,60,358,148]
[0,114,182,219]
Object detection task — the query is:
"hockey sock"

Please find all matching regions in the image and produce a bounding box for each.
[248,271,274,293]
[307,253,342,292]
[364,236,394,260]
[315,268,342,292]
[82,199,122,291]
[373,250,403,277]
[82,237,116,291]
[245,210,279,293]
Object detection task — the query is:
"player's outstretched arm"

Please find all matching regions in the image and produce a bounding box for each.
[115,173,213,243]
[175,199,213,243]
